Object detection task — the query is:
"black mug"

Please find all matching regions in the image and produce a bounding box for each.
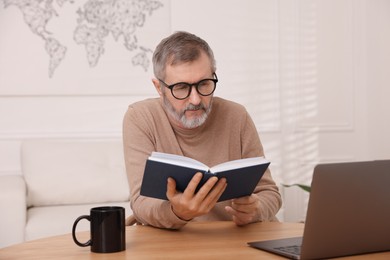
[72,206,126,253]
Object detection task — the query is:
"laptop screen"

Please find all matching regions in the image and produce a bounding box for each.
[300,160,390,259]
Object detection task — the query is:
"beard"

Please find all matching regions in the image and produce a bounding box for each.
[162,93,213,129]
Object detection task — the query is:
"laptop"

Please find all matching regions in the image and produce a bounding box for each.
[248,160,390,259]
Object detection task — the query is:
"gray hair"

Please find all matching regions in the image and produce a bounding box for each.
[152,31,217,80]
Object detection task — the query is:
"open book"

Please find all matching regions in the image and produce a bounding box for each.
[140,152,270,202]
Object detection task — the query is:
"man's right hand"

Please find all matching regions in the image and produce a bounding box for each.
[166,172,227,221]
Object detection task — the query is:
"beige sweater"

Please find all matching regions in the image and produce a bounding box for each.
[123,97,282,229]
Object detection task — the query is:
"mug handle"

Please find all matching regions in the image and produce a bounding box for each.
[72,215,91,247]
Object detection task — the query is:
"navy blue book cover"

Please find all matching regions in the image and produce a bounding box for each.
[140,154,270,202]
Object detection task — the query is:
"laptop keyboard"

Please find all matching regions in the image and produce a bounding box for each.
[275,245,301,255]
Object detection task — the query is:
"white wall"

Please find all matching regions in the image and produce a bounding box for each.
[0,0,389,222]
[366,0,390,159]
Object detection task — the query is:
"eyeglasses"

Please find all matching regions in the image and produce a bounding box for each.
[158,73,218,100]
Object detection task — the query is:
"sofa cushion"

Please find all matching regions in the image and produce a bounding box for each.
[22,139,130,207]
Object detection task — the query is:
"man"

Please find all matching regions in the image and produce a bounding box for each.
[123,31,281,229]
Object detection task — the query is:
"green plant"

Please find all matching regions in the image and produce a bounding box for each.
[282,184,311,192]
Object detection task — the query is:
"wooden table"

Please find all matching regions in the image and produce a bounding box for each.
[1,221,389,259]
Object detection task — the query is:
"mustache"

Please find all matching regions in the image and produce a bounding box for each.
[184,103,205,112]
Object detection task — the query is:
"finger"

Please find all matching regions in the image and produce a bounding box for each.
[225,205,237,216]
[166,177,177,200]
[182,172,203,198]
[193,176,219,201]
[225,206,245,221]
[225,206,254,226]
[201,178,227,209]
[232,195,255,205]
[228,197,256,215]
[232,202,257,214]
[232,204,253,214]
[231,195,258,213]
[209,178,227,201]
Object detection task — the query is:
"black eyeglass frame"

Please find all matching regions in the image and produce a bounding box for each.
[158,73,218,100]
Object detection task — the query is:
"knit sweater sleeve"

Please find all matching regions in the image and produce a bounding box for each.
[122,100,188,229]
[240,110,282,221]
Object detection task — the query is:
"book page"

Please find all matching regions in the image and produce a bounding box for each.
[210,157,269,173]
[149,152,209,171]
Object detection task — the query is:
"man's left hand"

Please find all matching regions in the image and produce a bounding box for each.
[224,194,260,226]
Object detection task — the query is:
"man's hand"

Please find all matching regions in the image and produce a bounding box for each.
[166,172,227,221]
[224,195,260,226]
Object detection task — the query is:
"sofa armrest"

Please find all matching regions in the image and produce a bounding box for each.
[0,175,27,248]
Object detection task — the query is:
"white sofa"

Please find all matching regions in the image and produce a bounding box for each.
[0,139,132,248]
